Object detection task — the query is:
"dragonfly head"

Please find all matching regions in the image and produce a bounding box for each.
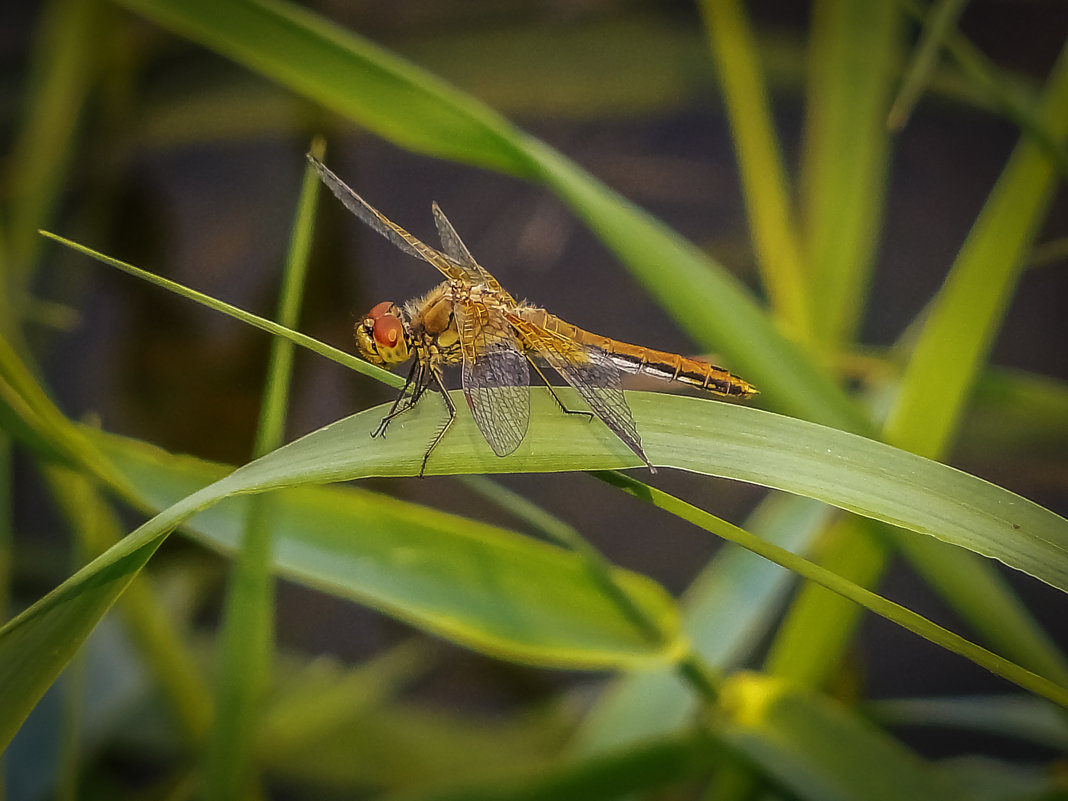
[355,301,412,366]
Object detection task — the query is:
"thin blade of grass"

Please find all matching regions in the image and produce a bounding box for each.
[5,0,101,291]
[801,0,899,345]
[37,231,402,390]
[699,0,810,340]
[887,0,971,131]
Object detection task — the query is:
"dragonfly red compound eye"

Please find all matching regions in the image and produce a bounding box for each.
[373,314,403,347]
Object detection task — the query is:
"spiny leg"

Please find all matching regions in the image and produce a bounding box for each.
[419,366,456,476]
[373,360,424,438]
[527,357,593,421]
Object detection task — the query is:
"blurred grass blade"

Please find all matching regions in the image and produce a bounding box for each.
[45,464,211,744]
[898,0,1068,177]
[868,694,1068,751]
[718,672,956,800]
[699,0,810,339]
[885,40,1068,457]
[5,0,101,292]
[116,0,531,176]
[771,35,1068,694]
[888,0,970,131]
[204,139,324,798]
[801,0,899,344]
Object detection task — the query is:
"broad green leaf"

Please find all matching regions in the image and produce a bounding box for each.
[88,427,682,672]
[717,672,957,801]
[144,392,1068,596]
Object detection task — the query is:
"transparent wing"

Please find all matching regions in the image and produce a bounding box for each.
[508,315,650,467]
[457,302,530,456]
[307,154,466,282]
[431,202,505,291]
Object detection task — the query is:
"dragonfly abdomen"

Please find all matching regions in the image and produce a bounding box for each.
[605,348,756,397]
[520,308,757,398]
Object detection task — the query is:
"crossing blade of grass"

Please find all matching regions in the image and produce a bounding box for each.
[887,0,971,131]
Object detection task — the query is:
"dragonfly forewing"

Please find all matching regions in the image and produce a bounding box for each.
[306,154,467,283]
[431,203,509,293]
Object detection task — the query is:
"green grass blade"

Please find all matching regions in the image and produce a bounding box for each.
[699,0,810,339]
[770,37,1068,693]
[887,0,971,130]
[159,393,1068,599]
[801,0,899,344]
[5,0,101,288]
[885,41,1068,457]
[595,470,1067,707]
[115,0,532,176]
[44,464,211,744]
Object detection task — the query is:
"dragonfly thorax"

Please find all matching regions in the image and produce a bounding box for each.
[355,300,412,366]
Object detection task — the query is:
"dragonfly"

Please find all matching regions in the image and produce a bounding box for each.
[308,154,757,475]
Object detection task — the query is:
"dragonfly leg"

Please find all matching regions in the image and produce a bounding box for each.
[527,358,593,421]
[419,367,455,476]
[373,361,423,438]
